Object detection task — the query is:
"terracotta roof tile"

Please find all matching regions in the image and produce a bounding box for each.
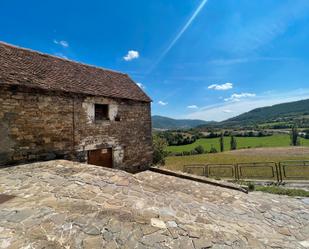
[0,42,151,102]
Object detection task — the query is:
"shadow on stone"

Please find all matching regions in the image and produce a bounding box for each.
[0,194,15,204]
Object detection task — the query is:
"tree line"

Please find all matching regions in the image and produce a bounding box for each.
[153,125,308,165]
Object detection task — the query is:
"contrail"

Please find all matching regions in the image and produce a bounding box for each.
[148,0,208,74]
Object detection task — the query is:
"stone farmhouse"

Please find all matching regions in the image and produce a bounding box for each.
[0,42,153,172]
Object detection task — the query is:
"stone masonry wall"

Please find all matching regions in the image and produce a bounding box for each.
[0,85,153,172]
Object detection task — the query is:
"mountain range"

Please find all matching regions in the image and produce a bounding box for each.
[152,98,309,129]
[214,98,309,128]
[152,115,211,130]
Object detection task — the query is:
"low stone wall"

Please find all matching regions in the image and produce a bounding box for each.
[150,167,248,193]
[0,85,152,172]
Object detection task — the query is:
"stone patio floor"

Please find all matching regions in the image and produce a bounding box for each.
[0,160,309,249]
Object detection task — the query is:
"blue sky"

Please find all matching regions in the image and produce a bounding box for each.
[1,0,309,121]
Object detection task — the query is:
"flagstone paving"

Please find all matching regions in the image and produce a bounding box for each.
[0,160,309,249]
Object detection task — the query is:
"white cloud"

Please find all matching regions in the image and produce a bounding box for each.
[187,105,198,109]
[123,50,139,61]
[53,40,69,48]
[223,109,232,113]
[208,82,233,91]
[136,82,145,89]
[224,93,256,102]
[158,101,168,106]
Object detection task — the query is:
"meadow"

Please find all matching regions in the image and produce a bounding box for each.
[164,150,309,172]
[167,134,309,153]
[164,134,309,181]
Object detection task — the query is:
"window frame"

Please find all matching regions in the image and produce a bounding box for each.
[94,103,109,122]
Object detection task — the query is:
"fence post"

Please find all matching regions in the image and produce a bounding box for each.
[275,163,280,184]
[234,164,239,181]
[237,163,241,181]
[278,162,283,184]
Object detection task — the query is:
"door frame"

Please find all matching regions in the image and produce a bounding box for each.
[87,146,114,168]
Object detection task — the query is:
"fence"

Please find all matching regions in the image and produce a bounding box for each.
[279,161,309,181]
[183,160,309,183]
[183,164,206,176]
[207,164,236,179]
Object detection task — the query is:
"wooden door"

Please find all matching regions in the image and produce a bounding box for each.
[88,148,113,168]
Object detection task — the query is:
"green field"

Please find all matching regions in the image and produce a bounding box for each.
[167,134,309,153]
[165,135,309,180]
[165,152,309,172]
[165,152,309,182]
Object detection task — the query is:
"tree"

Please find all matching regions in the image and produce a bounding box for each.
[230,135,237,150]
[209,145,218,153]
[194,145,205,154]
[290,124,300,146]
[153,135,168,165]
[219,132,224,152]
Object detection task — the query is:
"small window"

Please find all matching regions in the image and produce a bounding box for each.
[115,114,121,122]
[95,104,109,121]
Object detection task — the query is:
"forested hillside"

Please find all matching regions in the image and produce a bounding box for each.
[200,99,309,129]
[152,115,211,129]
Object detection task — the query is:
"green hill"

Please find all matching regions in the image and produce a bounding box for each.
[153,99,309,130]
[201,98,309,129]
[152,115,212,130]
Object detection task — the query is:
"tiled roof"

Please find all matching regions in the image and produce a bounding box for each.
[0,42,151,102]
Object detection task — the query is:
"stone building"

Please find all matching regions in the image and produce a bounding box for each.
[0,42,152,172]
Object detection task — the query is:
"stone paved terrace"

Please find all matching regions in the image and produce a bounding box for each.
[0,160,309,249]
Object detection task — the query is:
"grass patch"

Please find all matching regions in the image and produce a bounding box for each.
[167,134,309,153]
[165,153,309,172]
[255,186,309,197]
[165,150,309,180]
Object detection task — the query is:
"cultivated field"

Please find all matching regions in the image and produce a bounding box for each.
[164,146,309,172]
[167,134,309,153]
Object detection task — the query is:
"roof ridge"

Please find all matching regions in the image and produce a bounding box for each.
[0,41,128,76]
